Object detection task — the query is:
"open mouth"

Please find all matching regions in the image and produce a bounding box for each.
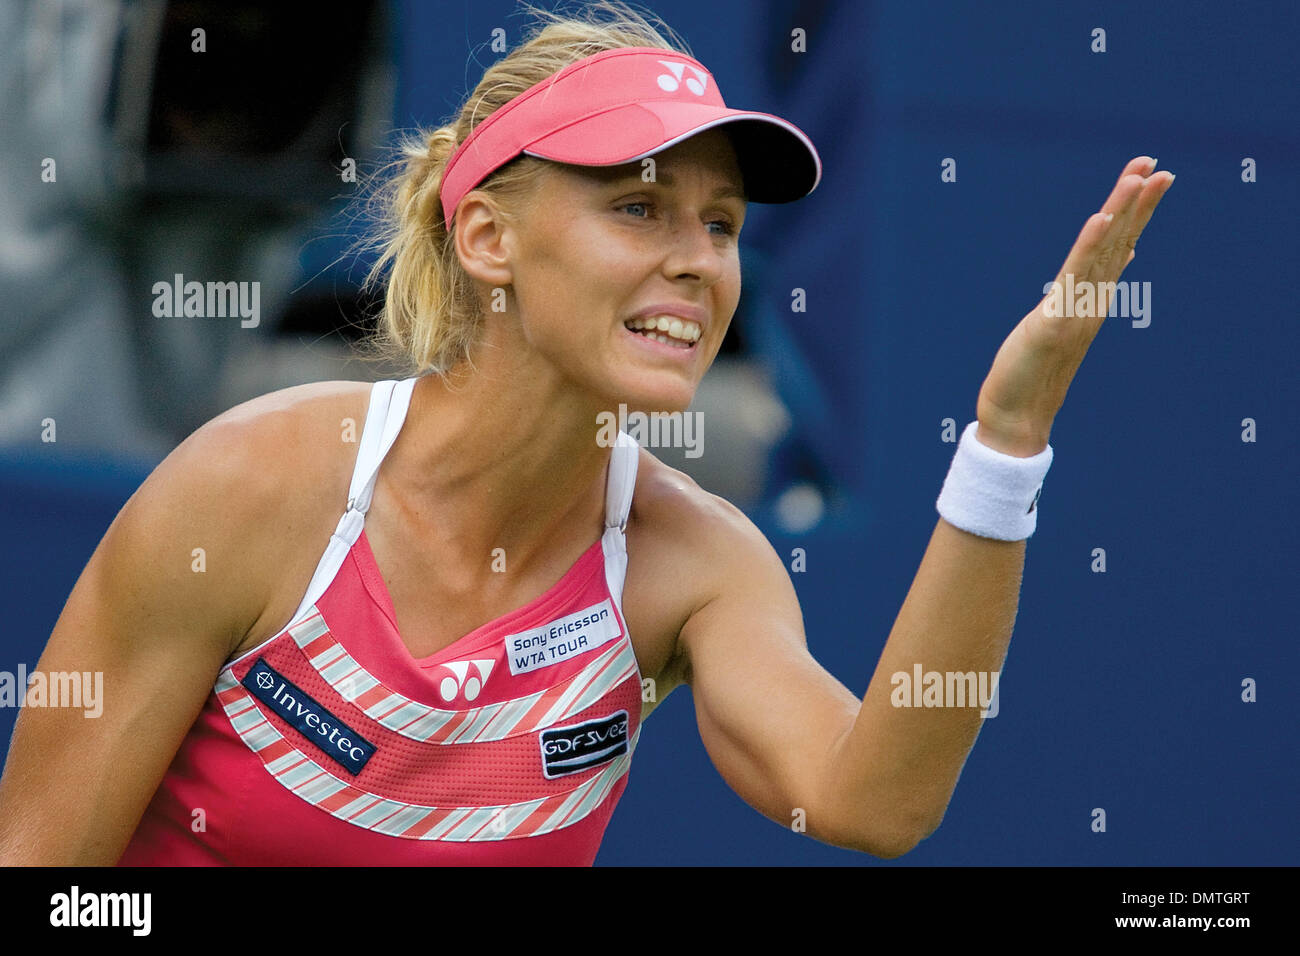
[624,315,701,350]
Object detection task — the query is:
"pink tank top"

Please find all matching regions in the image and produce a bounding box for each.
[119,376,643,865]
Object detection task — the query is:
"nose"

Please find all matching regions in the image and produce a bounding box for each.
[661,216,727,286]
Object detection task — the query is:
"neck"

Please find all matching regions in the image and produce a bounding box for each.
[383,332,616,574]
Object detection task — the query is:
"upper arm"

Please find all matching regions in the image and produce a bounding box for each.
[675,494,897,855]
[0,405,295,864]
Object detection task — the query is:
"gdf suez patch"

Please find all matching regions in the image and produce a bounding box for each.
[538,711,629,779]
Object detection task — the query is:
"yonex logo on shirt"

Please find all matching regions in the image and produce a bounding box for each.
[436,658,495,702]
[242,658,376,775]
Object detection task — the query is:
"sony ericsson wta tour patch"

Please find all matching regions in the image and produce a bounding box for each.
[504,599,622,676]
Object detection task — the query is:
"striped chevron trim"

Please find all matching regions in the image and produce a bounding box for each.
[279,610,639,744]
[214,671,638,841]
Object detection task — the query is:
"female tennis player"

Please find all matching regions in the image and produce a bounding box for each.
[0,4,1172,865]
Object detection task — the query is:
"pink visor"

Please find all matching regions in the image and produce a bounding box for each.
[438,46,822,229]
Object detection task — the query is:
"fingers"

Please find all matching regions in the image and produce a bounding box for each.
[1112,155,1157,191]
[1056,161,1146,280]
[1106,165,1175,277]
[1102,174,1149,266]
[1100,172,1147,222]
[1051,156,1176,300]
[1056,210,1113,282]
[1096,156,1155,221]
[1124,170,1176,249]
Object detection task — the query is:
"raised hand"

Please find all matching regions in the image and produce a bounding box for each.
[974,156,1176,457]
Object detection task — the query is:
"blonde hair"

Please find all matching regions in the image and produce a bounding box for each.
[356,1,693,379]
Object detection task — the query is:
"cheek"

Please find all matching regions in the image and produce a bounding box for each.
[511,258,615,359]
[516,233,638,339]
[711,267,742,338]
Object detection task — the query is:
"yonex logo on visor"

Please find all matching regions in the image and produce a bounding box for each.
[656,60,708,95]
[438,46,821,230]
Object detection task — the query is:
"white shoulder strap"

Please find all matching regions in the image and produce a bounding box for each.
[604,431,641,532]
[347,377,418,515]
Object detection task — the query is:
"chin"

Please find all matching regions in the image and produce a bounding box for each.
[607,374,697,416]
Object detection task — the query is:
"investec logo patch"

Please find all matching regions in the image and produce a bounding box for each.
[504,599,621,676]
[539,710,629,779]
[242,658,376,775]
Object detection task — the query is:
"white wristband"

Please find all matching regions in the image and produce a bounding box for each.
[936,420,1054,541]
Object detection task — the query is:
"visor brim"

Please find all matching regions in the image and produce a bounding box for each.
[522,101,821,203]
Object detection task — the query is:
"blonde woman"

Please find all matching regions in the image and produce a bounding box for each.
[0,3,1172,865]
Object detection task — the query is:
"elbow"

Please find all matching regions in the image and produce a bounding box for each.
[820,806,945,860]
[883,814,945,859]
[807,756,952,858]
[858,824,930,860]
[880,803,947,858]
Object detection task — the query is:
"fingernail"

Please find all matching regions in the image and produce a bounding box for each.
[1149,157,1159,170]
[1167,173,1176,183]
[1103,212,1114,222]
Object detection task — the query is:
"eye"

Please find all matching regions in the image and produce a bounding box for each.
[617,201,737,237]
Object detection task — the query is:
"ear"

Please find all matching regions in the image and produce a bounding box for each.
[452,192,516,288]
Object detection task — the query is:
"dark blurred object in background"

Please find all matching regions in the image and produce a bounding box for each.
[0,0,392,460]
[127,0,386,196]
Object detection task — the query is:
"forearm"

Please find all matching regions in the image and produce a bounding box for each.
[812,155,1173,857]
[822,444,1036,853]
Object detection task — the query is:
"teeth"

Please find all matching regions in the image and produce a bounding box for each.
[626,315,702,344]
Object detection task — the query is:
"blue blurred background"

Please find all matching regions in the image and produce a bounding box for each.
[1,0,1295,865]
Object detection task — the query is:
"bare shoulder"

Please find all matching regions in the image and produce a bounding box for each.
[207,379,371,431]
[623,448,794,695]
[626,448,774,559]
[171,379,371,514]
[133,379,375,655]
